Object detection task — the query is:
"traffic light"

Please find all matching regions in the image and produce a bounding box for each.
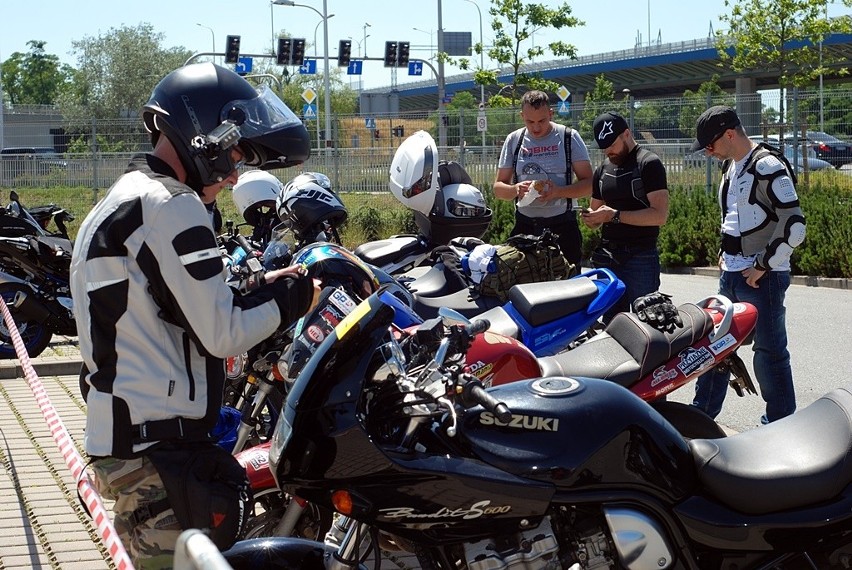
[291,38,306,66]
[225,35,241,65]
[392,126,405,138]
[337,39,352,67]
[383,41,398,67]
[277,38,291,65]
[374,129,380,140]
[397,42,410,67]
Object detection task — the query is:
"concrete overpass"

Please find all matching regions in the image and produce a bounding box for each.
[360,32,852,113]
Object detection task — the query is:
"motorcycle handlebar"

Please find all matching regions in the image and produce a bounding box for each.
[465,318,490,337]
[235,234,256,259]
[465,381,511,424]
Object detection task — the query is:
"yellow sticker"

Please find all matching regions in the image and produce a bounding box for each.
[335,297,372,339]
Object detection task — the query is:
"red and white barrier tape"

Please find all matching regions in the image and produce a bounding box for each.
[0,297,135,570]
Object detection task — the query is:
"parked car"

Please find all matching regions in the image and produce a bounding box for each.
[682,149,722,169]
[0,147,68,179]
[748,136,833,172]
[784,131,851,169]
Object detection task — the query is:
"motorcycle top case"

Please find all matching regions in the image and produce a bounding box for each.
[458,376,697,500]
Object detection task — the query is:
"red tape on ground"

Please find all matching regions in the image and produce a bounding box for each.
[0,297,135,570]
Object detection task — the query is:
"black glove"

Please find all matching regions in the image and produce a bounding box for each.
[632,292,683,333]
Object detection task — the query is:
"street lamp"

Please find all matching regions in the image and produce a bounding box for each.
[363,23,371,58]
[412,27,435,59]
[314,14,335,56]
[273,0,333,151]
[196,23,216,64]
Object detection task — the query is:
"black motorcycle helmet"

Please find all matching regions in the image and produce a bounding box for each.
[142,63,310,192]
[276,174,348,242]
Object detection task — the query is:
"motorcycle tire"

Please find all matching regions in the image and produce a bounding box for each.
[0,284,53,359]
[650,400,728,439]
[243,488,332,541]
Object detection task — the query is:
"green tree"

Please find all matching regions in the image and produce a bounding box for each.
[58,23,192,143]
[579,75,618,135]
[454,0,583,108]
[717,0,852,138]
[679,79,731,137]
[0,41,71,105]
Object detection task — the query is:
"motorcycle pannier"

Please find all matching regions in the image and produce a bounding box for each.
[477,231,572,302]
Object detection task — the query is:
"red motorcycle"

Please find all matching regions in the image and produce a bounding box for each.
[234,293,758,538]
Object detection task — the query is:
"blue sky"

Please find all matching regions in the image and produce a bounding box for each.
[2,0,849,91]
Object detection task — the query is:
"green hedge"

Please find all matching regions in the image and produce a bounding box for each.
[7,181,851,278]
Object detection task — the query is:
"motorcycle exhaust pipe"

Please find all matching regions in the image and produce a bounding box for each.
[12,291,51,323]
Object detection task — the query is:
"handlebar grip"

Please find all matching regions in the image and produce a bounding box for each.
[468,383,512,423]
[235,234,255,257]
[465,318,490,337]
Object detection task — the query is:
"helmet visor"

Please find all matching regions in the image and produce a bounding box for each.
[224,86,303,164]
[402,144,434,199]
[447,197,487,217]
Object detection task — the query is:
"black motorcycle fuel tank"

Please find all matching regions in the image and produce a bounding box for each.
[458,377,698,501]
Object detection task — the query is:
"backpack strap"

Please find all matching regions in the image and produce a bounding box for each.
[564,125,573,184]
[511,128,526,185]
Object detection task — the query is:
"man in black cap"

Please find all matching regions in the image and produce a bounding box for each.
[690,105,806,425]
[581,111,669,320]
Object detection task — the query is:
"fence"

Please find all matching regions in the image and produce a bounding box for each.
[2,89,850,216]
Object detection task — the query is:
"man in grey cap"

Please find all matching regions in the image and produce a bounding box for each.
[581,111,669,320]
[690,105,806,425]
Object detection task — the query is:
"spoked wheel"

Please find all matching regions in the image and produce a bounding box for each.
[650,400,728,439]
[243,488,332,540]
[0,284,52,359]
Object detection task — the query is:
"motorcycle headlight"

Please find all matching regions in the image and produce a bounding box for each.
[447,198,486,217]
[269,413,293,480]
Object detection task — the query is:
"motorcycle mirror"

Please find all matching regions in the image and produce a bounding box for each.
[9,191,19,203]
[438,307,471,327]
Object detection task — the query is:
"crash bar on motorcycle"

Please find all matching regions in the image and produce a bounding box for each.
[173,529,232,570]
[697,295,734,342]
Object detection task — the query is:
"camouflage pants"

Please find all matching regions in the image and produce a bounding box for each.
[92,456,183,570]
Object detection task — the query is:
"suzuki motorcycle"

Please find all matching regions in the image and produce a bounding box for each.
[0,192,75,358]
[223,291,852,570]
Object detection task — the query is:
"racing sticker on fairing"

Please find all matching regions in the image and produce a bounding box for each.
[676,346,714,376]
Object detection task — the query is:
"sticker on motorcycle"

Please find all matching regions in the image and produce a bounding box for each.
[677,346,714,376]
[379,500,512,521]
[650,366,678,387]
[479,412,559,431]
[467,360,493,379]
[306,325,325,343]
[708,333,737,355]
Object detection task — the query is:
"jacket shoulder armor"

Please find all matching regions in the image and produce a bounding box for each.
[755,154,785,176]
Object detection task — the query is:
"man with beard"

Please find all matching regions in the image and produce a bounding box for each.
[581,111,669,321]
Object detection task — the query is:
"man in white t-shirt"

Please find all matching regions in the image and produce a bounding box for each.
[493,90,593,272]
[690,106,806,425]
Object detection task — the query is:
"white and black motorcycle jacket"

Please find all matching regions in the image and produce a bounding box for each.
[71,155,314,459]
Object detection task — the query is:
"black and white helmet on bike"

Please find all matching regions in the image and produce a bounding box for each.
[276,173,347,242]
[232,170,282,227]
[142,63,310,193]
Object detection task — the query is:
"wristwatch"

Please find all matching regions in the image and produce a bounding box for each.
[611,210,621,224]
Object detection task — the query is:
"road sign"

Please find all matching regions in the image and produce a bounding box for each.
[347,60,363,75]
[365,117,376,129]
[235,56,253,76]
[557,101,571,116]
[408,61,423,76]
[556,85,570,101]
[301,87,317,104]
[302,103,317,119]
[299,59,317,74]
[477,115,488,133]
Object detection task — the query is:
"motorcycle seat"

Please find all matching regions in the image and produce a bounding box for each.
[413,287,502,320]
[354,235,426,270]
[689,385,852,515]
[538,303,712,387]
[402,261,467,298]
[509,278,600,327]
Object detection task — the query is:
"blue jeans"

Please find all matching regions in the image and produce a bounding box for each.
[592,245,661,320]
[693,270,795,422]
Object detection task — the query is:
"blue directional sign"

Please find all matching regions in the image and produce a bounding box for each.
[299,59,317,74]
[557,101,571,116]
[365,117,376,129]
[347,60,363,75]
[302,103,318,120]
[408,61,423,76]
[235,56,253,76]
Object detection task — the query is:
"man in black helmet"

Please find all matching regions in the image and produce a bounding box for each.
[70,63,320,567]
